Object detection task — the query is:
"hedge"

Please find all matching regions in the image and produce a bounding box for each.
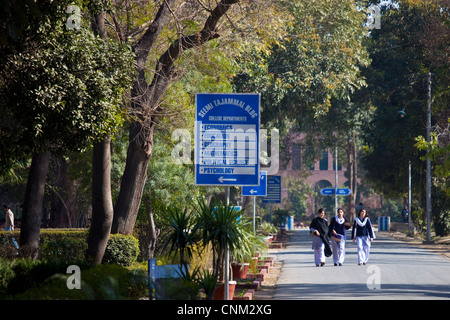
[0,259,148,299]
[0,229,140,266]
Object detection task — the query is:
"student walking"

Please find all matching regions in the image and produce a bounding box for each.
[328,208,351,266]
[309,208,331,266]
[352,208,375,265]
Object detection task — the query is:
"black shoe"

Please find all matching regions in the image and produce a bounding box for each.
[320,262,325,267]
[339,263,342,266]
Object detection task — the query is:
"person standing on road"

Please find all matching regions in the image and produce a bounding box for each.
[309,208,330,267]
[328,208,351,266]
[352,208,375,265]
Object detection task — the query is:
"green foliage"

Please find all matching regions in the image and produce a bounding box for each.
[39,230,87,263]
[361,0,449,199]
[102,234,140,267]
[0,229,140,267]
[0,0,135,170]
[160,205,199,270]
[234,0,370,125]
[432,180,450,237]
[3,262,148,300]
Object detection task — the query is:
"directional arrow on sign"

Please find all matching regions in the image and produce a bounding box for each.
[218,176,237,183]
[336,188,351,195]
[320,188,335,195]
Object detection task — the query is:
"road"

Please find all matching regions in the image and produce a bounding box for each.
[272,229,450,299]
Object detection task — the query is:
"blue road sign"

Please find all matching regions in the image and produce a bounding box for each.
[320,188,351,196]
[262,175,281,203]
[195,93,260,186]
[320,188,335,195]
[242,171,267,196]
[336,188,351,195]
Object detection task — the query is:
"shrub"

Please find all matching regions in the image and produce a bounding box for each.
[12,263,148,300]
[102,234,140,267]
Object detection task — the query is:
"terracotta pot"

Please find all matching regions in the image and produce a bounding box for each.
[213,281,236,300]
[231,263,250,279]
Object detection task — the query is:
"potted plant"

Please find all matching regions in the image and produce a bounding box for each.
[195,197,250,300]
[230,230,268,279]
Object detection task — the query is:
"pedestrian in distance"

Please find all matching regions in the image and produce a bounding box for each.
[352,208,375,265]
[309,208,332,266]
[2,204,19,250]
[3,204,14,231]
[402,205,409,223]
[328,208,351,266]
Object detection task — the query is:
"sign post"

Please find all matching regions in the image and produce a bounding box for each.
[262,176,281,204]
[195,93,260,300]
[195,93,260,187]
[243,171,267,233]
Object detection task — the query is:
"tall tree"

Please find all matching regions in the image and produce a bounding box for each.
[360,0,449,198]
[110,0,288,235]
[0,0,134,257]
[233,0,371,217]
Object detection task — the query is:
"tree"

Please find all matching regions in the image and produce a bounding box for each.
[233,0,371,217]
[360,0,449,197]
[0,0,134,257]
[110,0,289,235]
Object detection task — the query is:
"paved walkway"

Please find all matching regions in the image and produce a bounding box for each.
[270,229,450,299]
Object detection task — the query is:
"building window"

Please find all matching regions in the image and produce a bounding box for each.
[319,150,328,170]
[292,144,301,170]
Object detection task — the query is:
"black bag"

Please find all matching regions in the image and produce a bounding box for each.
[320,234,332,257]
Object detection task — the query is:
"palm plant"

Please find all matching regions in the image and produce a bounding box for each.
[194,197,250,300]
[161,205,198,274]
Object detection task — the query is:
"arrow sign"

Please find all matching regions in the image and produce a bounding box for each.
[242,171,267,196]
[336,188,351,195]
[218,176,237,183]
[320,188,335,195]
[320,188,351,196]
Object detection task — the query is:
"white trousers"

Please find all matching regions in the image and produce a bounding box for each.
[356,236,371,264]
[312,235,325,265]
[331,238,346,264]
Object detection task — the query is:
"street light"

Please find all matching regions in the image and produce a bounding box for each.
[397,109,413,236]
[396,73,433,243]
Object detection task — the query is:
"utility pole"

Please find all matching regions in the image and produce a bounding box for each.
[424,72,434,244]
[335,143,338,216]
[408,160,412,236]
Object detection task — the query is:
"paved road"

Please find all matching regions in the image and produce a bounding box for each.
[272,229,450,299]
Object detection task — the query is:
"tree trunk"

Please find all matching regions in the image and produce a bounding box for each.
[112,0,239,235]
[86,137,114,264]
[49,155,77,227]
[19,151,51,259]
[112,120,154,235]
[346,135,357,223]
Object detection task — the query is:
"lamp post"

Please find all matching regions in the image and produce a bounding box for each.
[397,111,413,237]
[424,72,433,244]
